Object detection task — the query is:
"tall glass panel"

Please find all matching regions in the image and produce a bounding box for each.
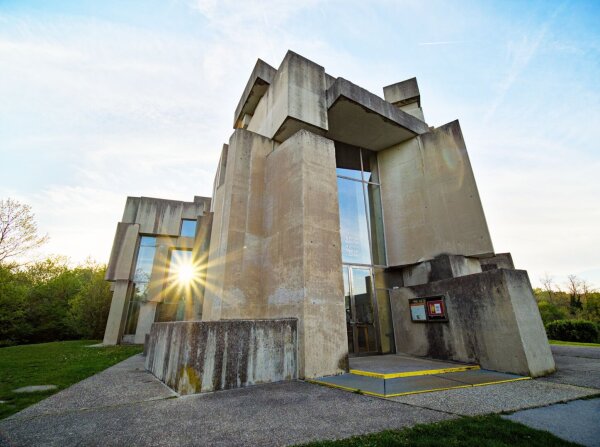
[365,183,386,266]
[337,177,371,264]
[133,237,156,283]
[125,236,157,335]
[361,149,380,183]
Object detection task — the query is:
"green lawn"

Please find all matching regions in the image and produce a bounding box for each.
[549,339,600,347]
[0,340,142,419]
[298,415,579,447]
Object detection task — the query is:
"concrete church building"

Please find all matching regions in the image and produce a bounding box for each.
[103,51,554,393]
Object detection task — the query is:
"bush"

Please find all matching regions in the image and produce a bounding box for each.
[546,319,599,343]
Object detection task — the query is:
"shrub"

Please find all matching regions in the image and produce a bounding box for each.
[546,319,599,343]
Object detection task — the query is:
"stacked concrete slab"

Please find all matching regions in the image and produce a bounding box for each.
[104,50,554,391]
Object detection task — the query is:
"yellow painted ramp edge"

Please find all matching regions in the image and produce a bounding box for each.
[307,376,531,398]
[349,364,481,379]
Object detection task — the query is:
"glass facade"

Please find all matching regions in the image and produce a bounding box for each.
[124,236,157,335]
[336,145,387,355]
[180,219,197,237]
[336,146,386,266]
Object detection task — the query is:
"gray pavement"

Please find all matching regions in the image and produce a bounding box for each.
[540,345,600,389]
[1,344,599,446]
[504,398,600,447]
[0,355,452,447]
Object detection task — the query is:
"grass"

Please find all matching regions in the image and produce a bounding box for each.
[0,340,142,420]
[549,339,600,347]
[297,415,579,447]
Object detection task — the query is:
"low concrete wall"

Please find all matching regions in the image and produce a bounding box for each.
[145,319,298,395]
[390,269,555,377]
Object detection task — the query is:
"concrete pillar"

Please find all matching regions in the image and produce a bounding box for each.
[263,129,347,378]
[103,280,131,345]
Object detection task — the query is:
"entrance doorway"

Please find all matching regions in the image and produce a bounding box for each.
[343,266,379,355]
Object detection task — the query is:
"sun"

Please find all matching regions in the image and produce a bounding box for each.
[177,263,195,285]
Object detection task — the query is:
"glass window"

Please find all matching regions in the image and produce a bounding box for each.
[133,237,156,283]
[365,183,386,265]
[337,177,372,264]
[335,145,386,267]
[180,219,197,237]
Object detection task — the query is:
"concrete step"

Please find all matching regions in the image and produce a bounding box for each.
[309,355,530,398]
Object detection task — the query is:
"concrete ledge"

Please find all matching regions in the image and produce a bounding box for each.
[145,319,298,395]
[326,77,429,150]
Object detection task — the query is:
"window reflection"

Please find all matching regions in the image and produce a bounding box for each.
[335,144,386,266]
[180,219,197,238]
[338,178,371,264]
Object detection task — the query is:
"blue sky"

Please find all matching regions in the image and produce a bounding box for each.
[1,0,599,288]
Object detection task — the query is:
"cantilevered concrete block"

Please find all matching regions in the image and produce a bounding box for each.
[383,78,425,121]
[326,78,429,150]
[247,51,328,142]
[379,120,493,266]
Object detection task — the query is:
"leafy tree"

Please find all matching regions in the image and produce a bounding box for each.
[68,261,112,339]
[0,198,48,266]
[537,300,567,325]
[0,265,31,346]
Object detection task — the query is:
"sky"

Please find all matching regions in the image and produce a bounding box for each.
[0,0,599,289]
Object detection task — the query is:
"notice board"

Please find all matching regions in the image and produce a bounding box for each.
[409,295,448,322]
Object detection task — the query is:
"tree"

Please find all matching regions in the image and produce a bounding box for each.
[566,274,584,316]
[539,273,556,304]
[68,261,113,339]
[0,198,48,266]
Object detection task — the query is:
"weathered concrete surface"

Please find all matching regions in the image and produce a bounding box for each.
[262,130,347,378]
[0,357,452,447]
[382,78,425,121]
[203,129,347,379]
[145,319,298,394]
[379,120,494,266]
[399,254,482,287]
[504,399,600,447]
[233,59,277,129]
[102,280,131,345]
[247,50,328,142]
[391,269,555,377]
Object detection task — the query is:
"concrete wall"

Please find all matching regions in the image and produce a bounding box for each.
[145,319,298,395]
[379,120,494,266]
[390,268,555,377]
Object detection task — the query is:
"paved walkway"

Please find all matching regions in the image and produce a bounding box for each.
[505,398,600,447]
[0,345,598,446]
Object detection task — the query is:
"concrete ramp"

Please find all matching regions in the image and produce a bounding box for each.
[310,354,529,398]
